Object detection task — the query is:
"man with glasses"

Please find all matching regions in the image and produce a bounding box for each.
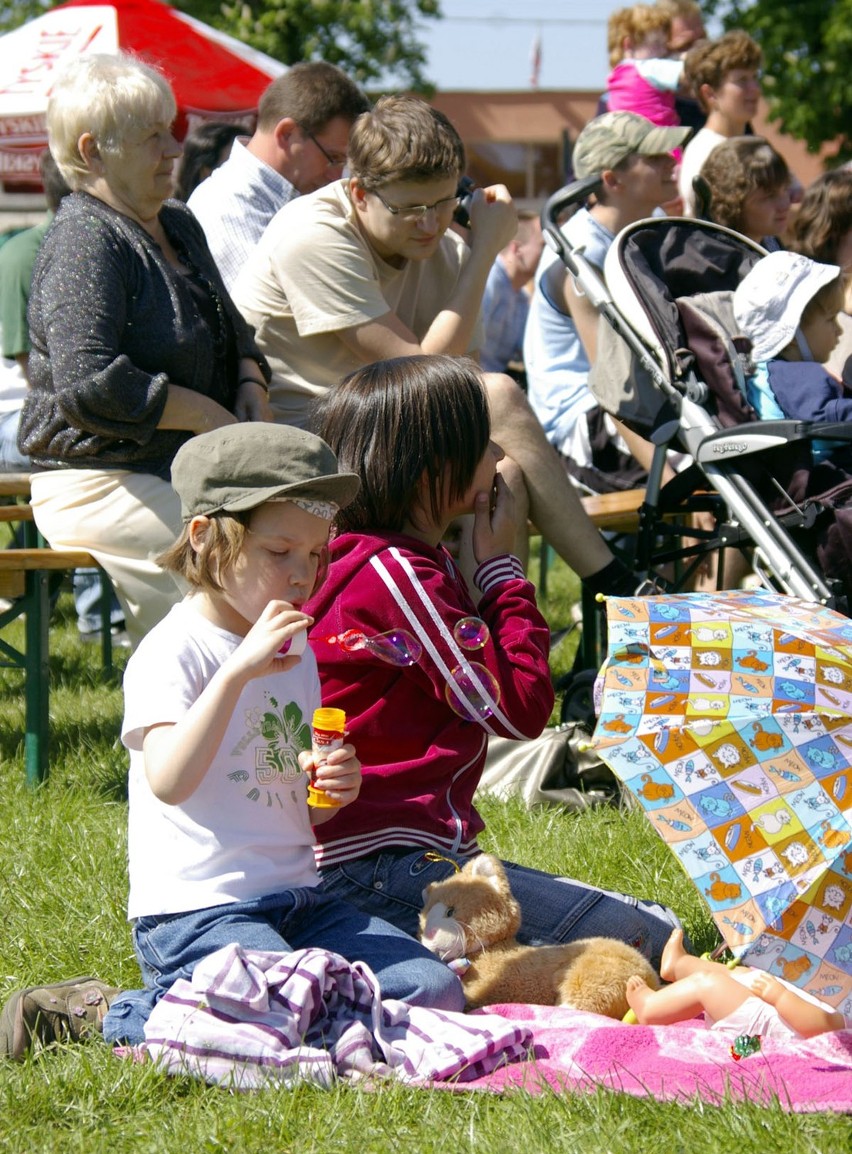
[233,95,638,592]
[188,62,369,290]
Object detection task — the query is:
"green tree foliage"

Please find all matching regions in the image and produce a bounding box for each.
[205,0,441,89]
[2,0,442,90]
[708,0,851,162]
[1,0,50,30]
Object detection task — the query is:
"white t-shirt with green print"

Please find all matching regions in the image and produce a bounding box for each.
[122,597,320,919]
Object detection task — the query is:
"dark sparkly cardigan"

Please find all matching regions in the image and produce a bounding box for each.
[19,192,269,480]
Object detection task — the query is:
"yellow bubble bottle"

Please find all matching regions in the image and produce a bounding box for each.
[307,707,346,808]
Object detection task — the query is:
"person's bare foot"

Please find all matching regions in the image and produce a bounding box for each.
[625,974,653,1020]
[659,927,687,983]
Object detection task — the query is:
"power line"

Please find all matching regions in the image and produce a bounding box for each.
[440,16,605,26]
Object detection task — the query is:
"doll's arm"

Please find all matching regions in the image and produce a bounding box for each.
[750,971,845,1037]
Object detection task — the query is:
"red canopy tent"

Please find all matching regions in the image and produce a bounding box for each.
[0,0,286,189]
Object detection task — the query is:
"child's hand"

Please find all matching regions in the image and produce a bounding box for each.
[230,600,312,681]
[298,744,362,820]
[472,467,517,564]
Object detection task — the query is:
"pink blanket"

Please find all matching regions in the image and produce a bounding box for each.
[455,1005,852,1113]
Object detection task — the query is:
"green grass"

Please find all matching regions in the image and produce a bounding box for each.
[0,579,849,1153]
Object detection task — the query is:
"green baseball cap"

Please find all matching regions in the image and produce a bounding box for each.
[171,423,361,521]
[573,112,692,178]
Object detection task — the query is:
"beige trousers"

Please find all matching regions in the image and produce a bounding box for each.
[30,468,185,646]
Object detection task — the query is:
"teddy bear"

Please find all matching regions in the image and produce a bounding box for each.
[419,854,659,1017]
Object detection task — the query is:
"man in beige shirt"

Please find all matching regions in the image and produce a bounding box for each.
[233,95,635,593]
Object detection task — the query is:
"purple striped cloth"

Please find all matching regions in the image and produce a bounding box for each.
[142,944,532,1088]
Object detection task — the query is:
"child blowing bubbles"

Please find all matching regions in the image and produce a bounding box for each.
[98,423,464,1049]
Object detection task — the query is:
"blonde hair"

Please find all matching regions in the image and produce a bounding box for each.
[157,512,248,595]
[48,52,176,188]
[608,5,671,67]
[656,0,703,18]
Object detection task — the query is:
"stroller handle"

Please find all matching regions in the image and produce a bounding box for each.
[541,176,602,277]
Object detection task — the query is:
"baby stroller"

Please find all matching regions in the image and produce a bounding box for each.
[543,178,852,718]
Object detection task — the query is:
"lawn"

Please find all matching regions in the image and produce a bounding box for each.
[0,568,848,1153]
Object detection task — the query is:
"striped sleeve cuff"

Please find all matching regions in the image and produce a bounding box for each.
[473,553,526,594]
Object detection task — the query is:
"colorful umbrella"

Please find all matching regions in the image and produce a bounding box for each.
[591,588,852,1014]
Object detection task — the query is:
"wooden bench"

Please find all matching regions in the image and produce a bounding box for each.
[0,470,34,499]
[536,487,647,597]
[1,476,115,786]
[580,488,647,533]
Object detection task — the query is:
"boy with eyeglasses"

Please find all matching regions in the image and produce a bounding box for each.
[232,95,638,595]
[232,95,515,429]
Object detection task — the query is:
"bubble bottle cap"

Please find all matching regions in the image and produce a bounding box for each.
[312,707,346,733]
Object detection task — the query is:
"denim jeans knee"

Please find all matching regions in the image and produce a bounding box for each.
[500,860,684,970]
[104,885,464,1045]
[283,887,464,1011]
[321,850,467,941]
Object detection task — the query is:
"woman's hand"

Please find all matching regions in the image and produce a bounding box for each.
[471,464,518,564]
[234,379,274,423]
[160,384,238,433]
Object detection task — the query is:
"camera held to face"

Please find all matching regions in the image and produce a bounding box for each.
[454,176,477,228]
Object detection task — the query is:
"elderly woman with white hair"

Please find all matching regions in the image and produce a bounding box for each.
[18,53,272,644]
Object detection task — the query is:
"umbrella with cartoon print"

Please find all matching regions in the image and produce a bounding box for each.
[590,587,852,1014]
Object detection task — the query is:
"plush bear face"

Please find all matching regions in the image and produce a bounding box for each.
[419,854,522,961]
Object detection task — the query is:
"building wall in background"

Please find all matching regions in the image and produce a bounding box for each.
[431,91,827,207]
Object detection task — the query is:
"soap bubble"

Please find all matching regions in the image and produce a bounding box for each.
[445,663,501,720]
[364,630,423,666]
[317,629,422,667]
[453,616,490,650]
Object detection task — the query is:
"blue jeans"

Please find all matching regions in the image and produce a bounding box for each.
[103,885,464,1046]
[72,568,124,634]
[321,849,684,971]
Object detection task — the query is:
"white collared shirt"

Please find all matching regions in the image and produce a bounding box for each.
[188,137,298,291]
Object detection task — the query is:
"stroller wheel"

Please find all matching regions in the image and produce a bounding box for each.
[557,668,598,727]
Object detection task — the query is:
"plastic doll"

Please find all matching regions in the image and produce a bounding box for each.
[627,929,849,1039]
